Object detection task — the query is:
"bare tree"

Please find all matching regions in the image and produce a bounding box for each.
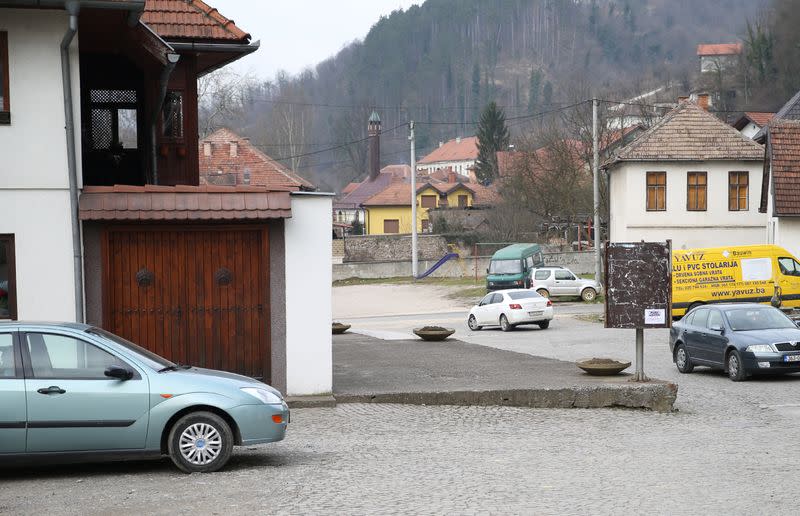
[197,68,255,136]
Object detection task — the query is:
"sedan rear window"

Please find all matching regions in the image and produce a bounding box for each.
[508,291,542,300]
[489,259,522,274]
[724,308,796,331]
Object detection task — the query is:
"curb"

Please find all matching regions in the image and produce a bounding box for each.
[333,383,678,412]
[286,395,337,408]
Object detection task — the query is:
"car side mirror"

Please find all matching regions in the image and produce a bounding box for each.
[105,365,133,380]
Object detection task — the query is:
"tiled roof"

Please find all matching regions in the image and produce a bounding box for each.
[79,184,291,221]
[606,101,764,166]
[142,0,250,42]
[341,182,359,195]
[745,112,775,127]
[199,128,314,191]
[754,89,800,142]
[418,136,479,164]
[340,165,411,207]
[763,120,800,215]
[362,182,412,206]
[697,43,742,56]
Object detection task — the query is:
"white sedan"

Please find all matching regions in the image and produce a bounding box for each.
[467,289,553,331]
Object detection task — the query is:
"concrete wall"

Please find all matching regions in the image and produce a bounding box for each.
[609,160,766,250]
[333,251,597,281]
[344,234,448,262]
[284,193,333,396]
[0,10,81,321]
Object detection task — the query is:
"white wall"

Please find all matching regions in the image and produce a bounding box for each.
[739,122,761,139]
[284,193,333,396]
[0,190,75,320]
[0,10,80,321]
[417,159,475,177]
[608,160,767,249]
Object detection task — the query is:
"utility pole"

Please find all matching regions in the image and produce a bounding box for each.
[410,121,418,279]
[592,98,602,285]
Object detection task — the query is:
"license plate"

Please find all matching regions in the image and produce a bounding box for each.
[528,311,543,316]
[784,355,800,362]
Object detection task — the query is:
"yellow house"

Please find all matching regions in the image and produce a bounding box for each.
[362,182,484,234]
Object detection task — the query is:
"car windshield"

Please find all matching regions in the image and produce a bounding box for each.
[508,291,541,300]
[489,259,521,274]
[87,328,175,370]
[724,308,797,331]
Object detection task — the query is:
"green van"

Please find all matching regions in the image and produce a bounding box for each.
[486,243,544,291]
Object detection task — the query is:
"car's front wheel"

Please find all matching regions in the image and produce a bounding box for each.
[674,343,694,373]
[168,411,234,473]
[468,315,482,331]
[581,288,597,302]
[727,349,747,382]
[499,314,513,332]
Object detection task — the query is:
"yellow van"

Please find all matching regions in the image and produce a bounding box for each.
[672,245,800,318]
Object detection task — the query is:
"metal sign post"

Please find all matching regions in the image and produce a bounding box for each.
[604,241,672,382]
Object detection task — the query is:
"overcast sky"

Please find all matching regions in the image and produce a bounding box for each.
[211,0,420,79]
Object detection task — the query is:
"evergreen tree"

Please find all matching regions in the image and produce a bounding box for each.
[475,101,510,185]
[542,81,553,107]
[528,68,542,114]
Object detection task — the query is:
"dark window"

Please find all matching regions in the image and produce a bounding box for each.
[490,293,503,304]
[25,333,126,379]
[0,31,9,124]
[729,171,749,211]
[534,270,550,280]
[687,172,707,211]
[0,235,16,320]
[383,219,400,233]
[458,195,468,207]
[646,172,666,211]
[162,90,183,139]
[508,291,542,300]
[778,257,800,277]
[421,195,437,208]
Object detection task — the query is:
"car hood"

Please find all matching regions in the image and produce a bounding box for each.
[732,328,800,345]
[156,366,283,398]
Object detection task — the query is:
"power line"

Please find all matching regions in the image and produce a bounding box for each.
[417,100,590,126]
[269,122,409,162]
[248,97,577,112]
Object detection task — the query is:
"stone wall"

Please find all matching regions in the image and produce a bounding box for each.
[344,234,448,262]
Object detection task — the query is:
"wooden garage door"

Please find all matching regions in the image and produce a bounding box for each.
[104,226,270,380]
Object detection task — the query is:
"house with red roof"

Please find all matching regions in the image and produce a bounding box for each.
[733,112,775,139]
[417,136,478,178]
[0,0,332,398]
[697,42,742,74]
[760,117,800,258]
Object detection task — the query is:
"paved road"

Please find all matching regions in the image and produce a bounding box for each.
[4,298,800,513]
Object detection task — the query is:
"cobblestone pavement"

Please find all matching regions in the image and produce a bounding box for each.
[3,316,800,514]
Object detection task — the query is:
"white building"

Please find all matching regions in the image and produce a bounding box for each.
[697,43,742,74]
[762,120,800,258]
[733,112,775,139]
[0,1,331,399]
[604,101,766,250]
[417,136,478,177]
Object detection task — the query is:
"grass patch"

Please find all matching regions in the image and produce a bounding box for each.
[333,276,483,288]
[574,313,605,324]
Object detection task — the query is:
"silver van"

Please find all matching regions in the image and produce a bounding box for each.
[530,267,601,302]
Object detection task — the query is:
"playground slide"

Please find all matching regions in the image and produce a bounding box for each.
[416,253,459,279]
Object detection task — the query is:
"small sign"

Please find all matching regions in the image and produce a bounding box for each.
[644,308,665,325]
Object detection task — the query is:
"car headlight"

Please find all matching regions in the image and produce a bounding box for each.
[241,387,284,404]
[745,344,774,353]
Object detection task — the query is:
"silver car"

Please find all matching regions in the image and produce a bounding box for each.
[530,267,601,302]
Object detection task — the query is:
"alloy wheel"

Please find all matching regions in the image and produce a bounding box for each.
[179,423,223,466]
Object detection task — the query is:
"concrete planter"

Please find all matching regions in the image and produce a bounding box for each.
[332,322,351,335]
[413,326,456,341]
[576,358,631,376]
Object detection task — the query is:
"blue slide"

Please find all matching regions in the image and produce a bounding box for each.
[416,253,459,279]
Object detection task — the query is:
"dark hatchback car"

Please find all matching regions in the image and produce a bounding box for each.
[670,303,800,381]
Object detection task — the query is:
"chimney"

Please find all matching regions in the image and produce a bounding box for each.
[448,168,457,183]
[367,111,381,181]
[456,136,461,144]
[203,142,211,156]
[438,141,444,148]
[697,93,710,111]
[229,141,238,157]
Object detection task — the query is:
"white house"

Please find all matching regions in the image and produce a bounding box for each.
[417,136,478,177]
[697,43,742,74]
[761,120,800,259]
[0,1,331,399]
[604,101,766,250]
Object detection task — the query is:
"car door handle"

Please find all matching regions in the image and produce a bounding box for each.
[37,386,66,395]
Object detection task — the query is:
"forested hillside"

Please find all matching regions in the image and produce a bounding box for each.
[204,0,760,190]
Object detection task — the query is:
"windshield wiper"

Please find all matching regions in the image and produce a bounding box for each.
[157,363,192,373]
